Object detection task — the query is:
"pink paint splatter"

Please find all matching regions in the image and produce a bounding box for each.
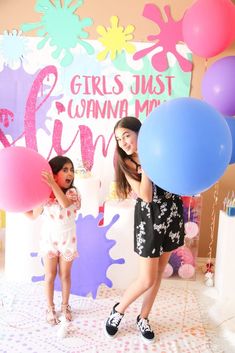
[133,4,192,72]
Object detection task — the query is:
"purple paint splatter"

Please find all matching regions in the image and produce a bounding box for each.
[32,212,125,299]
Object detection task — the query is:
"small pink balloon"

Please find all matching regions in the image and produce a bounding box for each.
[185,221,199,239]
[0,147,51,212]
[178,264,195,279]
[162,263,173,278]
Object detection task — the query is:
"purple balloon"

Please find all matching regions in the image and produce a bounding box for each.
[202,56,235,116]
[169,252,181,274]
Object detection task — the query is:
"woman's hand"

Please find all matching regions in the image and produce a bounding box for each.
[137,165,142,174]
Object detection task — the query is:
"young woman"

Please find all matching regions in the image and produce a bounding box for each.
[105,117,185,343]
[26,156,81,325]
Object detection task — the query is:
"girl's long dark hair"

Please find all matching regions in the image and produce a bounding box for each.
[49,155,75,193]
[114,117,142,199]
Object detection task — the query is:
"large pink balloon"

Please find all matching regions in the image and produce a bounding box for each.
[0,147,51,212]
[182,0,235,58]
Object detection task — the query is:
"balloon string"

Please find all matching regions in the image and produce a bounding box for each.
[207,182,219,266]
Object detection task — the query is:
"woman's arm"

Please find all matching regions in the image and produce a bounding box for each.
[41,171,73,208]
[125,168,153,202]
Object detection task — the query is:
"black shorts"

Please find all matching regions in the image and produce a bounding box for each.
[134,186,185,258]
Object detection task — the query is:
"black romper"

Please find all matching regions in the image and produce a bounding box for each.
[131,159,185,258]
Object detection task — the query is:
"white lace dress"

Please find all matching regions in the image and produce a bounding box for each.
[40,188,80,261]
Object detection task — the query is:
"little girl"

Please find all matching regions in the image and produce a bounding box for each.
[26,155,81,325]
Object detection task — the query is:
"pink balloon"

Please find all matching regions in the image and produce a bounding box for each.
[162,263,173,278]
[182,0,235,58]
[175,246,195,266]
[0,147,51,212]
[185,221,199,239]
[178,264,195,279]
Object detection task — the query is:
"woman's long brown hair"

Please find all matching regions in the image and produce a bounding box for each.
[114,117,142,199]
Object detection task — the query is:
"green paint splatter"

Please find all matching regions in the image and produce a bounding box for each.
[21,0,94,66]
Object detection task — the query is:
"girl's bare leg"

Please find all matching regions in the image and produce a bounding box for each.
[44,256,58,307]
[44,256,59,324]
[59,257,73,320]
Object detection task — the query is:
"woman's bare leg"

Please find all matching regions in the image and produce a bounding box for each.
[140,251,171,318]
[116,257,159,314]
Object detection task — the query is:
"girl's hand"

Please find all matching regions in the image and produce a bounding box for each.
[41,171,73,209]
[24,205,43,219]
[41,171,55,187]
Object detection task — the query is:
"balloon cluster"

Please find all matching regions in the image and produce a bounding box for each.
[182,0,235,166]
[163,246,195,280]
[163,196,201,280]
[138,1,235,193]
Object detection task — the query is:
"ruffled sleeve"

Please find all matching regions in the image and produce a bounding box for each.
[66,188,81,210]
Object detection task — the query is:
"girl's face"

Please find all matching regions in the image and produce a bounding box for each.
[54,162,74,189]
[115,127,138,155]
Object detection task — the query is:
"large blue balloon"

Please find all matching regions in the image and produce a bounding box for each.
[138,98,232,196]
[225,116,235,165]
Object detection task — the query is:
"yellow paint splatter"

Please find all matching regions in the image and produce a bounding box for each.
[97,16,135,61]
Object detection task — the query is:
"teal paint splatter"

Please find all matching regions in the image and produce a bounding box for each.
[21,0,94,67]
